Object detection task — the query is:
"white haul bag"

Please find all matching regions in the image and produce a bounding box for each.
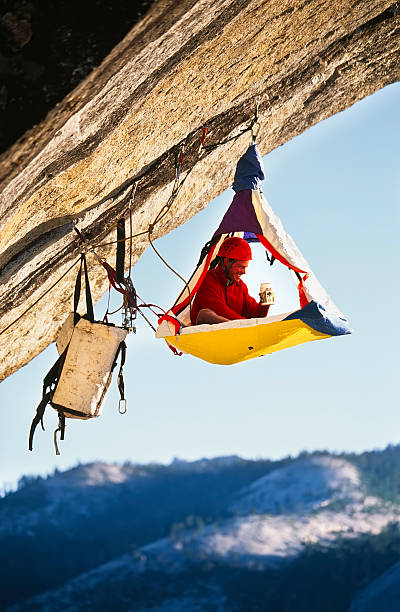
[52,314,127,419]
[29,253,128,454]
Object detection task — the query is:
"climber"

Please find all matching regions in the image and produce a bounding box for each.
[191,237,270,325]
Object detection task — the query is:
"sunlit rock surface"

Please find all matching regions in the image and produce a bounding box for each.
[230,456,363,515]
[0,0,399,380]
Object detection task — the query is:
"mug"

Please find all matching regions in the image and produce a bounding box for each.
[260,283,275,305]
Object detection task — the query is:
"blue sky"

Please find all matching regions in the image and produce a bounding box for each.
[1,83,399,492]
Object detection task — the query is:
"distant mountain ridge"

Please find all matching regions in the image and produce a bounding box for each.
[2,445,400,611]
[230,456,364,515]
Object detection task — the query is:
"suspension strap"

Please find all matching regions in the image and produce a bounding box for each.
[251,96,261,143]
[74,253,94,323]
[196,234,221,267]
[116,218,126,283]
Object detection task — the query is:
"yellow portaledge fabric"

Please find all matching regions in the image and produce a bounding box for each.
[164,319,330,365]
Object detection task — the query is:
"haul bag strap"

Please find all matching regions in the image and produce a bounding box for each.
[54,414,66,456]
[28,392,51,451]
[74,253,94,323]
[43,350,66,392]
[29,350,67,451]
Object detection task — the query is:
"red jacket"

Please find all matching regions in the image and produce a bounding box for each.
[191,265,269,324]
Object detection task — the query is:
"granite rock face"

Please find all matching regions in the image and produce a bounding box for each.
[0,0,399,380]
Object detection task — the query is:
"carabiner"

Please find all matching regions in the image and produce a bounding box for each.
[118,399,127,414]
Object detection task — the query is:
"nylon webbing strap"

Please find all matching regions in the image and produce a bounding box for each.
[54,414,66,456]
[197,235,221,267]
[117,341,126,401]
[116,218,126,283]
[28,392,51,451]
[74,254,94,323]
[73,257,82,321]
[83,255,94,322]
[266,251,275,266]
[101,261,136,309]
[29,350,67,451]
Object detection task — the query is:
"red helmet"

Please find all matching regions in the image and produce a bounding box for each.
[217,237,252,261]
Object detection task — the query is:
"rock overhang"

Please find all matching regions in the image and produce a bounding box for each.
[0,0,399,380]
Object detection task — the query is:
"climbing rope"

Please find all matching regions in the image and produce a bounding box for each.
[202,99,262,153]
[252,96,261,143]
[128,182,138,273]
[144,97,262,315]
[1,97,263,338]
[0,257,81,337]
[91,97,262,253]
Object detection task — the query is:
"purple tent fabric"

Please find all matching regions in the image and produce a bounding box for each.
[213,144,265,238]
[213,190,263,237]
[243,232,259,243]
